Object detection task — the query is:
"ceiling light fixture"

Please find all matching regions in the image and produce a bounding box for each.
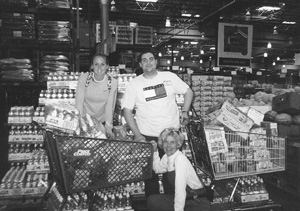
[267,42,272,48]
[200,50,204,55]
[257,6,281,11]
[182,12,192,17]
[282,21,296,25]
[272,61,276,66]
[264,52,268,57]
[273,26,278,35]
[165,17,171,27]
[277,56,280,61]
[72,7,82,10]
[181,5,192,17]
[181,56,184,60]
[136,0,158,2]
[200,59,203,64]
[158,52,162,57]
[110,0,117,12]
[245,10,251,21]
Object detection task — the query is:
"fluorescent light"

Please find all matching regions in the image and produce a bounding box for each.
[257,6,281,11]
[136,0,158,2]
[72,7,82,10]
[282,21,296,25]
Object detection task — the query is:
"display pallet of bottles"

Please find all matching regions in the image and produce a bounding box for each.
[44,181,143,211]
[0,107,50,210]
[210,179,282,211]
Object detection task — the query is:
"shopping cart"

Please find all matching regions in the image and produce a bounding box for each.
[43,129,153,197]
[186,119,286,208]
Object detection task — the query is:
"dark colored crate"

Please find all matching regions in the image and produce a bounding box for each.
[272,92,300,115]
[44,130,153,196]
[285,138,300,184]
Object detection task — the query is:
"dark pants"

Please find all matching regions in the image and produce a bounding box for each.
[143,135,173,197]
[147,194,211,211]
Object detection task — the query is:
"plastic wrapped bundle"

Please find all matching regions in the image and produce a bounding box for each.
[0,58,34,82]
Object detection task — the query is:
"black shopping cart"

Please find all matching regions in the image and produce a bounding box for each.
[43,129,153,209]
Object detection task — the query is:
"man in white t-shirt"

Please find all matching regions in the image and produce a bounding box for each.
[122,49,194,197]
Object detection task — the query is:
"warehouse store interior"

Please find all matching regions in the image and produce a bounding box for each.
[1,0,300,210]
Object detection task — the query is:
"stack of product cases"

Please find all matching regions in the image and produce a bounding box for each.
[0,105,50,205]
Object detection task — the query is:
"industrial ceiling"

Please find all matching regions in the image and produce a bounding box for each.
[78,0,300,68]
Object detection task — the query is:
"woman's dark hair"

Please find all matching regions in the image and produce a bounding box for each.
[138,49,158,63]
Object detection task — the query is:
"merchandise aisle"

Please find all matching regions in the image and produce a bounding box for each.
[1,73,300,211]
[0,70,152,211]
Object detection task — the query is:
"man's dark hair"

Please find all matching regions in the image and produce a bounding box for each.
[138,48,158,63]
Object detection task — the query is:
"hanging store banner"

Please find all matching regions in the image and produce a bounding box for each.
[217,22,253,67]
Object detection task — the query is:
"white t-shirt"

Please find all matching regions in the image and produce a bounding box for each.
[122,71,189,137]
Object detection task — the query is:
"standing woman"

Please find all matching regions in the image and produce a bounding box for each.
[75,53,118,139]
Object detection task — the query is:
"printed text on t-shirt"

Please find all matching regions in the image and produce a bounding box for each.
[143,83,167,101]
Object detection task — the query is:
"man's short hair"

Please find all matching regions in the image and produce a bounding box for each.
[138,49,158,63]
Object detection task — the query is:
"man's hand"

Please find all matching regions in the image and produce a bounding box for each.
[181,111,189,126]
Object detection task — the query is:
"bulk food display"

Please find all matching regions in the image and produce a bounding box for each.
[186,74,287,209]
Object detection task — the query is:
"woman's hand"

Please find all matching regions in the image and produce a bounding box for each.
[150,140,158,152]
[134,135,146,142]
[105,125,115,140]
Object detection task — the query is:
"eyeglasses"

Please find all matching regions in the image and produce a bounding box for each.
[162,127,181,135]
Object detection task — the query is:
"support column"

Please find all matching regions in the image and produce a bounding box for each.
[97,0,110,55]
